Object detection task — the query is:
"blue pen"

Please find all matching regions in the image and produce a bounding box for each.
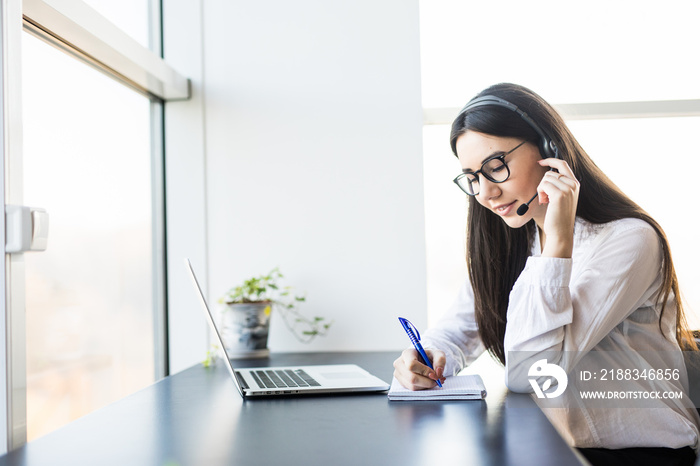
[398,317,442,388]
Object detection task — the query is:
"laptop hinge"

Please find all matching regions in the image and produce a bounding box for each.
[235,371,250,390]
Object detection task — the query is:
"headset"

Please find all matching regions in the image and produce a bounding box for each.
[456,95,559,216]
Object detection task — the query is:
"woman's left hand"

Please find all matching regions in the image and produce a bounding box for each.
[537,158,580,258]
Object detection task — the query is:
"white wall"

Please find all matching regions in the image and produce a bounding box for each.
[165,0,426,363]
[203,0,426,353]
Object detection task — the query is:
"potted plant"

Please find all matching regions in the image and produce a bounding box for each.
[216,267,332,358]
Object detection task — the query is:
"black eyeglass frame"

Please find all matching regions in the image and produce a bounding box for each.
[452,140,527,196]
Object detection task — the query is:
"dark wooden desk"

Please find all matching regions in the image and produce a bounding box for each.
[0,352,583,465]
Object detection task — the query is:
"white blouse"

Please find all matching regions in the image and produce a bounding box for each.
[422,216,700,450]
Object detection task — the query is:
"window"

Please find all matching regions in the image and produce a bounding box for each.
[82,0,152,48]
[419,0,700,326]
[21,32,157,440]
[419,0,700,107]
[0,0,189,446]
[568,117,700,325]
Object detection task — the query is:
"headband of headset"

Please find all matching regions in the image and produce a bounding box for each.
[457,95,558,159]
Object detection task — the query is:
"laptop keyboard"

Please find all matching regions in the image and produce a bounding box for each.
[251,369,321,389]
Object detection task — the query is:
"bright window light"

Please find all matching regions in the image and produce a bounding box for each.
[22,32,155,441]
[420,1,700,327]
[419,0,700,107]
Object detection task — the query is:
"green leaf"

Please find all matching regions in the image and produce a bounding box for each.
[202,350,215,368]
[219,267,331,342]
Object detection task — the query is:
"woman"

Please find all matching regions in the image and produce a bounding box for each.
[393,83,699,465]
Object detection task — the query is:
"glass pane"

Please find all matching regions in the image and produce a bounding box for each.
[419,0,700,107]
[82,0,152,49]
[568,117,700,328]
[423,124,468,325]
[423,118,700,329]
[22,32,155,440]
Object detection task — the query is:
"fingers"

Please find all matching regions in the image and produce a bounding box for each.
[535,159,579,258]
[392,348,446,390]
[541,171,576,191]
[537,170,579,218]
[427,349,446,380]
[537,161,579,205]
[538,157,576,179]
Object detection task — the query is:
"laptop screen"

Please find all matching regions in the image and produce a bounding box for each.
[185,258,246,397]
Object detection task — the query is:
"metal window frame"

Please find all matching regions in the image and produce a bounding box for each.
[2,0,27,453]
[151,99,168,380]
[423,99,700,126]
[20,0,175,384]
[148,0,169,381]
[1,0,184,452]
[22,0,190,101]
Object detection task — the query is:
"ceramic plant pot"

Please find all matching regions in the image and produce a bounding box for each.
[220,302,271,358]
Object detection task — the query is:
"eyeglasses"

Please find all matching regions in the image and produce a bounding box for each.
[452,140,527,196]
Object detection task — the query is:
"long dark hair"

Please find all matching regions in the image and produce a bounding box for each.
[450,83,695,364]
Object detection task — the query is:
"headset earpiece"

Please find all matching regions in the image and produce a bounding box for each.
[541,139,559,159]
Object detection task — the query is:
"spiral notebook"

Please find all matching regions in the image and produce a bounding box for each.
[388,374,487,401]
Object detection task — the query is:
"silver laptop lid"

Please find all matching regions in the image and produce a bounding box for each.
[185,258,247,398]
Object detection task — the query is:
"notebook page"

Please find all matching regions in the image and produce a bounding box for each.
[388,375,487,400]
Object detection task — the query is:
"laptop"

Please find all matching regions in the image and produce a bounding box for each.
[185,259,390,398]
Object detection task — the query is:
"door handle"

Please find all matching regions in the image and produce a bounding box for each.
[5,205,49,253]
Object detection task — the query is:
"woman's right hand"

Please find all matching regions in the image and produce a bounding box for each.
[393,348,446,390]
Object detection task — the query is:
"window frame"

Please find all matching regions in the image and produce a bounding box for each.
[1,0,190,451]
[423,99,700,126]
